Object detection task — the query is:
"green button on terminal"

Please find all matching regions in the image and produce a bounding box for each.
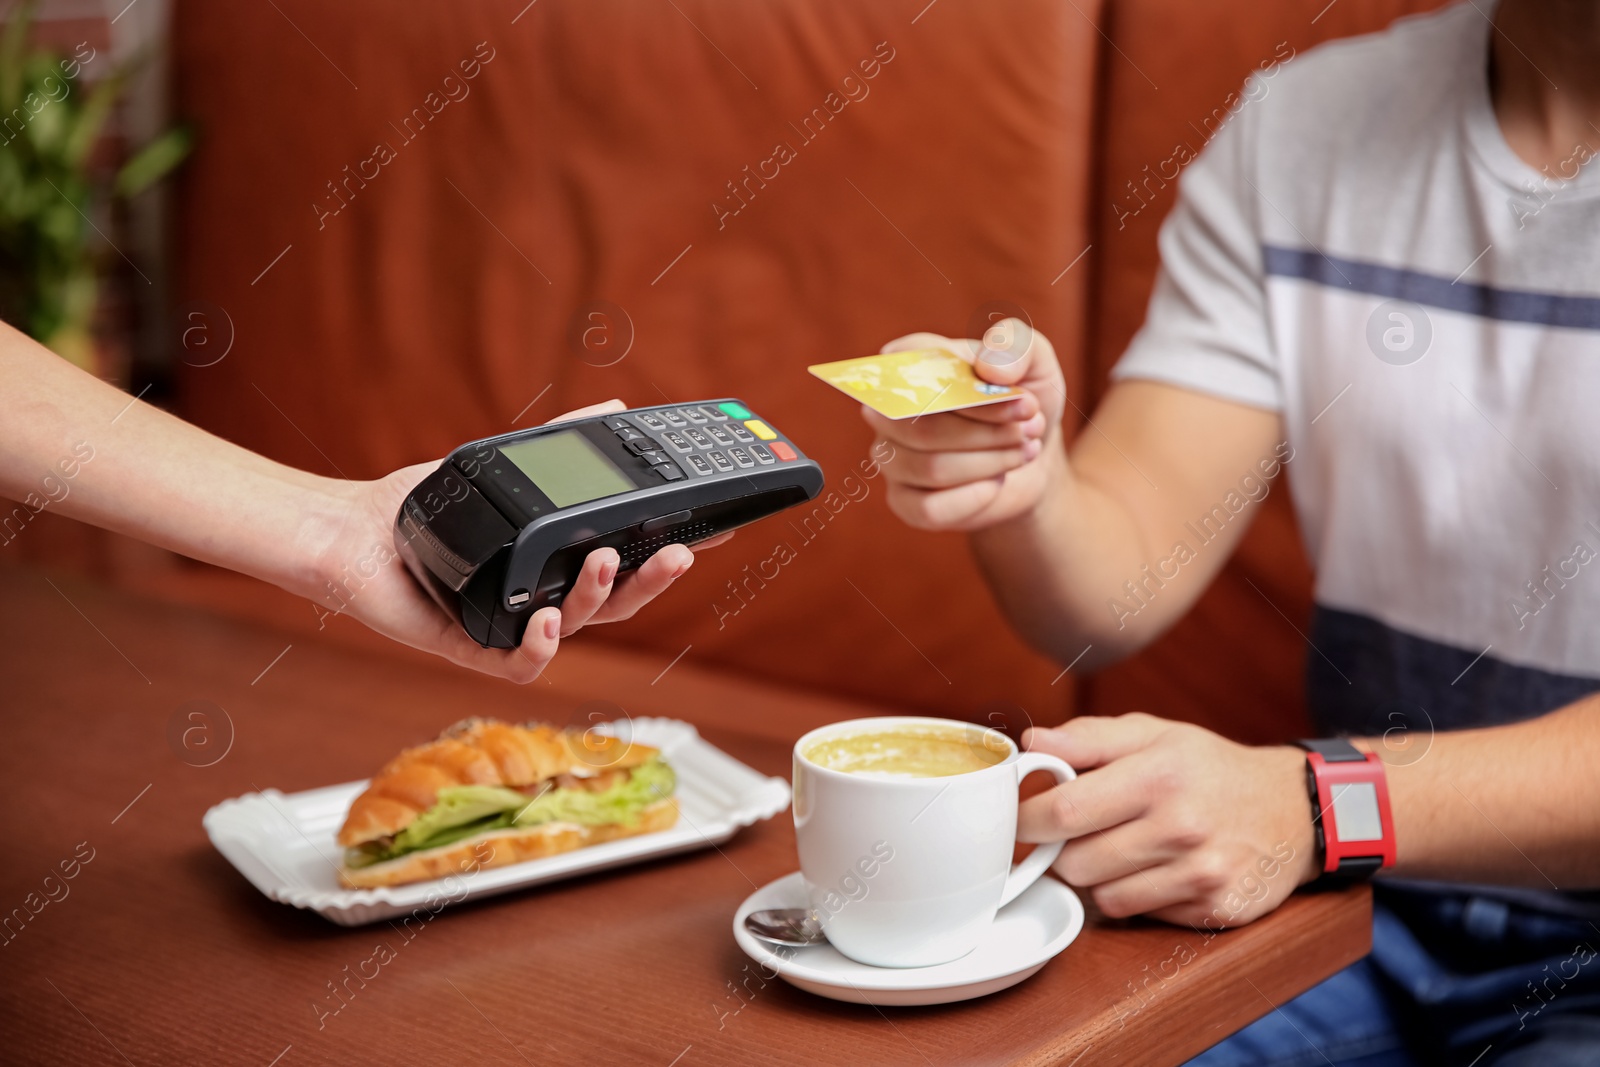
[718,401,753,419]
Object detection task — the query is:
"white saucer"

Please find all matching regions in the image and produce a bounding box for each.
[732,872,1084,1006]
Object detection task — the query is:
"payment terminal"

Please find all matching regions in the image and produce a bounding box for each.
[395,399,824,648]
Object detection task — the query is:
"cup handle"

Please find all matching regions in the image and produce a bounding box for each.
[998,751,1077,909]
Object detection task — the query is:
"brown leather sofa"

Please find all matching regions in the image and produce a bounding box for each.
[15,0,1450,741]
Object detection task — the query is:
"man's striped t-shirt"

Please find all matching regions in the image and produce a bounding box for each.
[1111,1,1599,910]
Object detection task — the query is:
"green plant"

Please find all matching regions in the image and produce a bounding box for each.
[0,0,191,371]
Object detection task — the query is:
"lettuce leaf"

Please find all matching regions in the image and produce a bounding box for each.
[345,757,675,867]
[510,756,675,829]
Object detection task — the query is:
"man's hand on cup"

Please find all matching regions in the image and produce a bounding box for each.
[1017,713,1319,928]
[865,318,1067,532]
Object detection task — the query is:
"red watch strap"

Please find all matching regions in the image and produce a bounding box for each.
[1298,741,1396,877]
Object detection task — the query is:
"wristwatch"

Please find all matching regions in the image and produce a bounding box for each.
[1293,738,1396,882]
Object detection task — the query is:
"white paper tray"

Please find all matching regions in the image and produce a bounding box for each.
[203,718,790,926]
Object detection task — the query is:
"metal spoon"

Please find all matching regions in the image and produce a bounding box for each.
[743,907,828,948]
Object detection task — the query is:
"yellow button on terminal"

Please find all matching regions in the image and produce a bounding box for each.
[744,420,778,440]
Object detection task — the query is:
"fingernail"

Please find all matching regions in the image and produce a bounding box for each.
[1024,414,1047,438]
[600,556,618,585]
[1023,438,1042,460]
[543,611,561,640]
[671,558,693,580]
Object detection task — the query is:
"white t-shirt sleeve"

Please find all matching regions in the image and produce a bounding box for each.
[1110,81,1283,412]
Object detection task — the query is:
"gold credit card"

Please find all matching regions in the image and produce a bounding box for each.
[807,348,1023,420]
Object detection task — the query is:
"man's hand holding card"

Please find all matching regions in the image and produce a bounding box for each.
[809,319,1066,532]
[808,348,1026,419]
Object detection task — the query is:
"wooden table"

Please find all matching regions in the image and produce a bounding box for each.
[0,565,1369,1066]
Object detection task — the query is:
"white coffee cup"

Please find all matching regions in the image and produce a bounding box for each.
[792,715,1075,968]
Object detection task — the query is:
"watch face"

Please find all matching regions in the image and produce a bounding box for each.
[1330,781,1383,842]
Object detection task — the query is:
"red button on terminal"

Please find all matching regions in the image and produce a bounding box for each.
[770,441,797,462]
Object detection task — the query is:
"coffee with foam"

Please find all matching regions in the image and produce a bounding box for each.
[803,725,1006,779]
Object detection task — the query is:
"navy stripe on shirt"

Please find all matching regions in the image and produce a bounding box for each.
[1261,244,1600,330]
[1306,603,1600,736]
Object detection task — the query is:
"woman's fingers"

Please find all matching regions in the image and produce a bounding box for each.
[555,548,620,636]
[518,533,727,637]
[408,523,724,678]
[587,543,695,624]
[502,606,562,681]
[567,532,729,625]
[689,531,735,553]
[546,398,626,424]
[432,605,561,685]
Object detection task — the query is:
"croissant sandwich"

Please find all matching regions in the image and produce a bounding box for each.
[336,718,678,888]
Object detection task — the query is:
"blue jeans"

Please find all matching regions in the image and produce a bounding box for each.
[1188,885,1600,1067]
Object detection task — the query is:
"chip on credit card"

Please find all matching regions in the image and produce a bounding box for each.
[807,348,1024,420]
